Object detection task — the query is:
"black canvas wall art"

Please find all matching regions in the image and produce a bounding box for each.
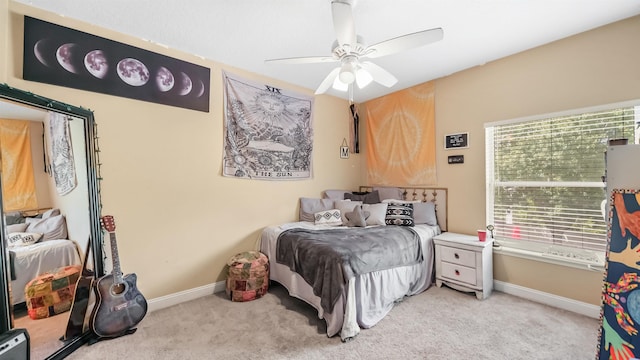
[23,16,210,112]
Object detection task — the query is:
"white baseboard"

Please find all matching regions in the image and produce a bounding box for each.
[493,280,601,319]
[146,280,226,313]
[145,279,602,319]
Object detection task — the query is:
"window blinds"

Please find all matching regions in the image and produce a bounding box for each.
[486,106,638,252]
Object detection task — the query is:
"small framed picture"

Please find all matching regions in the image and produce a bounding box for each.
[444,132,469,150]
[340,146,349,159]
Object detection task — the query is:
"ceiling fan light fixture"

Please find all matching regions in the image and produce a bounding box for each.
[355,67,373,88]
[332,75,348,91]
[338,57,357,84]
[338,67,355,84]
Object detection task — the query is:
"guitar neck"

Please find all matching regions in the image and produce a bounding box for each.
[108,232,124,283]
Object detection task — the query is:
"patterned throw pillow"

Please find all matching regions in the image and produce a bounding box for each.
[300,198,335,222]
[7,232,43,247]
[385,203,414,226]
[314,209,342,226]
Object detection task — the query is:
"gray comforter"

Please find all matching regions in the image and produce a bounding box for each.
[276,226,422,313]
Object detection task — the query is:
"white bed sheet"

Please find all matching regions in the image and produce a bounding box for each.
[260,222,439,341]
[9,239,81,305]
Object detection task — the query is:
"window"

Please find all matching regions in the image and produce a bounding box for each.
[485,102,639,261]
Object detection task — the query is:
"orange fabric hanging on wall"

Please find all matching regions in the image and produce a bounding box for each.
[0,119,37,211]
[364,81,436,186]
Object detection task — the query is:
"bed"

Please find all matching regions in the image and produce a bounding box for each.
[5,208,81,305]
[259,186,447,341]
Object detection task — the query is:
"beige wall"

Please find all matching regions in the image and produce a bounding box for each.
[3,0,639,306]
[1,2,362,299]
[433,15,640,304]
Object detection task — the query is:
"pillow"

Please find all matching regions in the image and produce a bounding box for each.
[42,208,61,219]
[345,205,370,227]
[385,202,414,226]
[26,214,68,240]
[373,187,404,201]
[314,209,343,226]
[362,203,388,226]
[344,190,380,204]
[299,198,335,222]
[382,199,418,204]
[334,200,363,225]
[322,190,350,200]
[383,199,437,226]
[4,211,25,225]
[413,202,438,226]
[7,223,28,233]
[7,232,43,247]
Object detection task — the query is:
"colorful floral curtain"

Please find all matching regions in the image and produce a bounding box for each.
[364,81,436,186]
[0,119,37,211]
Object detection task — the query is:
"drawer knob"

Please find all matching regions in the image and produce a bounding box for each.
[455,270,460,276]
[454,253,459,259]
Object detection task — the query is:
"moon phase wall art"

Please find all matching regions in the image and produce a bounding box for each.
[23,16,210,112]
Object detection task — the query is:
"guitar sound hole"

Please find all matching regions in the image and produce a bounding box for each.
[111,283,127,295]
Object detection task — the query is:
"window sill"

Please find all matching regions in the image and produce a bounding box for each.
[492,240,605,272]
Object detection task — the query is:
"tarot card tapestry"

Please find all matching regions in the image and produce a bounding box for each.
[597,189,640,360]
[222,71,313,180]
[48,111,77,195]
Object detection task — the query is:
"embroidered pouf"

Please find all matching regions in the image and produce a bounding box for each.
[25,265,81,320]
[226,251,269,302]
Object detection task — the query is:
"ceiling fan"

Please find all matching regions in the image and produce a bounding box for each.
[265,0,444,94]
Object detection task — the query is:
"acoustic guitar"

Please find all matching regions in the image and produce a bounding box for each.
[91,215,147,338]
[63,241,94,340]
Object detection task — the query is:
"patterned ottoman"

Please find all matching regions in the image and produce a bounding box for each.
[25,265,81,320]
[226,251,269,302]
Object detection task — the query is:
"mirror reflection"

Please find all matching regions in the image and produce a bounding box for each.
[0,90,101,359]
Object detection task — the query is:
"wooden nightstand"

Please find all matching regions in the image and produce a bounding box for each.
[433,232,493,300]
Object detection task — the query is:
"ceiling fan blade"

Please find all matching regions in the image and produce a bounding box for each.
[315,67,341,94]
[265,56,336,65]
[366,27,443,59]
[360,61,397,88]
[331,0,356,47]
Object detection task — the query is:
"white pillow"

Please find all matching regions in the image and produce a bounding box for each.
[413,202,438,226]
[373,187,404,201]
[314,209,342,226]
[26,214,68,240]
[299,198,335,222]
[7,232,43,247]
[42,208,61,219]
[334,200,363,225]
[7,223,28,233]
[362,203,388,226]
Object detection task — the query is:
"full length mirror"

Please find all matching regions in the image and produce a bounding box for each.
[0,84,104,360]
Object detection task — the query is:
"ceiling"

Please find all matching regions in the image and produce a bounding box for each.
[10,0,640,103]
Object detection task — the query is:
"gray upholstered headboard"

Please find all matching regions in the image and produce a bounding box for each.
[359,186,448,232]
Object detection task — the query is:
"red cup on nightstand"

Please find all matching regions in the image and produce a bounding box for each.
[477,230,487,242]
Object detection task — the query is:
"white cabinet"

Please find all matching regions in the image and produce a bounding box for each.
[433,232,493,300]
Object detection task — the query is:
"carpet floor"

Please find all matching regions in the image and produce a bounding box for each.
[58,283,599,360]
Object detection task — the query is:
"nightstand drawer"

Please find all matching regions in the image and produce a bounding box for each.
[439,246,476,267]
[441,262,477,286]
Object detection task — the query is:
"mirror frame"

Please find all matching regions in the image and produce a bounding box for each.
[0,83,105,359]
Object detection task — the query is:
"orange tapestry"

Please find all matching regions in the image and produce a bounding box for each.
[0,119,37,211]
[364,81,436,186]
